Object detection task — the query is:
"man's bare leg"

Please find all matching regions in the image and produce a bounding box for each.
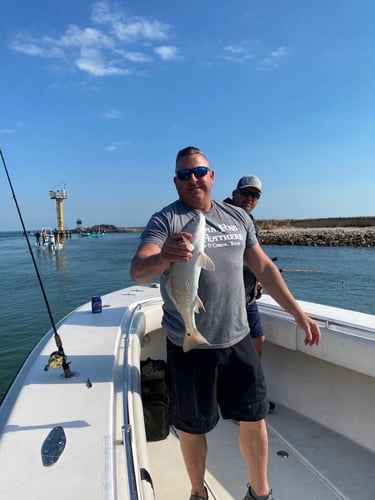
[179,431,208,498]
[239,419,270,496]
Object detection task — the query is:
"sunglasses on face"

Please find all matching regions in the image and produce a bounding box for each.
[175,166,210,181]
[238,189,261,199]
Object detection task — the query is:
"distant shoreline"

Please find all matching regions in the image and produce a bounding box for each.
[95,215,375,234]
[84,217,375,247]
[256,215,375,230]
[19,216,370,247]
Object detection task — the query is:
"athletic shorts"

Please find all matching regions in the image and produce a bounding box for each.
[166,334,268,434]
[247,302,264,338]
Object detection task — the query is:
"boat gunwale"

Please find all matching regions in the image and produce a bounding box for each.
[122,296,164,500]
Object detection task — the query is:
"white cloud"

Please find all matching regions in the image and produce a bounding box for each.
[102,109,121,119]
[0,123,22,135]
[122,51,150,63]
[9,1,178,77]
[59,25,114,49]
[75,47,129,76]
[104,141,127,152]
[154,46,180,61]
[91,1,170,42]
[257,46,287,70]
[10,34,65,58]
[113,18,170,43]
[271,47,287,58]
[91,1,118,25]
[223,44,253,63]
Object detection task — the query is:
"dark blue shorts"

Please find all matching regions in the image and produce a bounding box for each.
[166,334,268,434]
[247,301,264,338]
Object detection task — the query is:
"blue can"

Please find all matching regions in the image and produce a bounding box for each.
[91,295,102,313]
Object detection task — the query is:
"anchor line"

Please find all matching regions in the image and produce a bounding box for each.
[0,149,72,378]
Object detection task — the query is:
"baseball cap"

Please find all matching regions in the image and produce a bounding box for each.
[236,175,262,192]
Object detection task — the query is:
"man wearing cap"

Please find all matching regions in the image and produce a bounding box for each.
[224,176,275,410]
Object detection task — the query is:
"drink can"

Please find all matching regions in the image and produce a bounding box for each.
[91,295,102,313]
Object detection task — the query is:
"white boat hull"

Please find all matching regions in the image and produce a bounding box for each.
[0,285,374,499]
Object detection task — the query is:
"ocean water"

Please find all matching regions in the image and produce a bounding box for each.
[1,231,374,401]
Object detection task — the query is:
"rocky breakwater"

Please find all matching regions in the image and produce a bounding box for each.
[260,227,375,247]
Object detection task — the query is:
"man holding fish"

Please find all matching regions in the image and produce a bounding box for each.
[131,146,321,500]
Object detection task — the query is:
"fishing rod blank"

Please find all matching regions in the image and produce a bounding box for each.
[0,149,72,377]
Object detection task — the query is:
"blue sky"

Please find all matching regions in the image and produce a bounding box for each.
[1,0,374,230]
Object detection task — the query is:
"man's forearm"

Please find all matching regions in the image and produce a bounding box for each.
[130,253,169,282]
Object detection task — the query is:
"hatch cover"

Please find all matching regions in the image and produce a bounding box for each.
[41,426,66,466]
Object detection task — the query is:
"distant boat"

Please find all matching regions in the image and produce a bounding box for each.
[80,228,105,238]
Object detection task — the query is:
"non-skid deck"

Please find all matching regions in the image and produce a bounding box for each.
[148,404,374,499]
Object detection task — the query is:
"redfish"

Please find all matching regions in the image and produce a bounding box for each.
[166,213,215,352]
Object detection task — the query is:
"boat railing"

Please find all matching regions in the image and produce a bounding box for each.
[321,318,375,339]
[122,298,163,500]
[259,299,375,339]
[122,302,142,500]
[259,297,375,378]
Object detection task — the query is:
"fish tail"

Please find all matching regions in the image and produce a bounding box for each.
[182,329,209,352]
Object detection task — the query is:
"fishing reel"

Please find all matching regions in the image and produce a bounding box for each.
[44,351,66,370]
[44,350,72,378]
[43,331,73,377]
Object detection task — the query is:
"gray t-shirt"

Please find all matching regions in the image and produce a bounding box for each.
[140,200,257,348]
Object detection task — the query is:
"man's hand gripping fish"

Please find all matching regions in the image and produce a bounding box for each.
[166,212,215,352]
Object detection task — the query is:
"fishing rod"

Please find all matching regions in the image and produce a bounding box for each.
[0,149,72,378]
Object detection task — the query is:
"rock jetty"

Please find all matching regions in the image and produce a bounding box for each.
[260,227,375,247]
[257,216,375,247]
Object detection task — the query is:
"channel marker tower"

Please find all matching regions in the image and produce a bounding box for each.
[49,187,68,232]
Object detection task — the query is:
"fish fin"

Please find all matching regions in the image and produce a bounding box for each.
[197,252,215,271]
[183,330,209,352]
[194,295,205,313]
[181,235,194,252]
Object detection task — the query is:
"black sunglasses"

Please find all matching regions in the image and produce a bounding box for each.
[238,189,261,199]
[176,166,210,181]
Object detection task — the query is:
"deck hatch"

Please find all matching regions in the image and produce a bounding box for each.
[41,426,66,466]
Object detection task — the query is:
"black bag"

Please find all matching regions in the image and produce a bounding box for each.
[140,358,169,442]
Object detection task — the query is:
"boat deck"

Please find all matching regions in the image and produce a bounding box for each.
[148,404,375,499]
[1,286,374,500]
